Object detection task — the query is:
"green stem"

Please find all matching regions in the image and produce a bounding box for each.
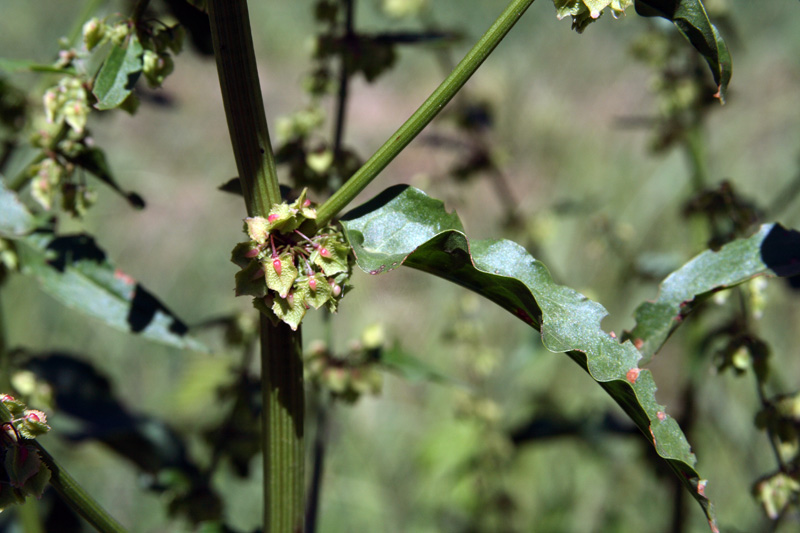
[684,124,708,191]
[33,441,127,533]
[208,2,305,531]
[261,318,305,532]
[315,0,537,227]
[208,0,282,217]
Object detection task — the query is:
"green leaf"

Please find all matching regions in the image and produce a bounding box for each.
[634,0,731,103]
[340,185,717,529]
[626,224,800,361]
[16,232,207,352]
[65,147,145,208]
[625,224,800,359]
[0,178,36,238]
[93,34,144,110]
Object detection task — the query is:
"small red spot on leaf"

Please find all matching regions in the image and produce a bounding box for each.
[657,411,666,421]
[609,331,617,339]
[626,367,640,384]
[268,214,278,223]
[513,308,535,326]
[114,269,135,285]
[633,338,644,349]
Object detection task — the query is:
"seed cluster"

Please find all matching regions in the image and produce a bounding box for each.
[232,190,353,330]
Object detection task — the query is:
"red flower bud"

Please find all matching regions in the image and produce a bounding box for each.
[273,258,282,276]
[308,277,317,291]
[268,214,279,223]
[319,247,331,258]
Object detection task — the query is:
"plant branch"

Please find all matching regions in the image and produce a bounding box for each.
[332,0,355,164]
[315,0,537,227]
[261,318,305,533]
[208,0,282,217]
[33,441,128,533]
[209,2,305,532]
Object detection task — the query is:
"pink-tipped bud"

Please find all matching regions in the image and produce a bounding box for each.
[26,412,41,423]
[287,293,294,307]
[1,394,15,403]
[304,199,311,207]
[319,247,331,258]
[329,280,342,297]
[250,267,265,281]
[308,277,317,291]
[273,258,282,276]
[268,214,279,223]
[244,247,260,258]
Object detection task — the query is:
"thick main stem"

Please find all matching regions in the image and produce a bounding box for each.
[316,0,537,227]
[208,0,281,217]
[208,2,305,532]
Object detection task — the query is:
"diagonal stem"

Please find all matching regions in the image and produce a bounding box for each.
[315,0,537,227]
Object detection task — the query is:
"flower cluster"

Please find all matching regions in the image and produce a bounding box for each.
[305,324,385,403]
[0,394,51,511]
[83,16,184,89]
[232,190,353,330]
[553,0,631,33]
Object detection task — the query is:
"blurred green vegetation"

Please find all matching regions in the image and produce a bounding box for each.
[2,1,800,531]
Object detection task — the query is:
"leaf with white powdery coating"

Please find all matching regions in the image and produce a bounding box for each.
[340,185,718,531]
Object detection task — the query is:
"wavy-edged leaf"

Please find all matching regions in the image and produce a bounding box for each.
[0,178,36,237]
[341,185,718,530]
[16,232,207,352]
[625,224,800,361]
[93,34,144,110]
[634,0,731,103]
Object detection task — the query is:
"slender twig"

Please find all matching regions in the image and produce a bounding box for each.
[315,0,538,227]
[332,0,355,165]
[33,441,128,533]
[305,395,332,533]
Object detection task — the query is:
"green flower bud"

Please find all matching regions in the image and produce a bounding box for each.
[82,18,107,51]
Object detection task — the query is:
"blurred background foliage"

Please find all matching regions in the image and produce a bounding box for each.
[1,0,800,531]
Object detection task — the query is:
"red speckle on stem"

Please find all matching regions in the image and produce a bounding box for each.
[657,411,666,421]
[273,259,282,276]
[649,426,656,445]
[626,368,640,384]
[709,519,720,533]
[697,479,707,497]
